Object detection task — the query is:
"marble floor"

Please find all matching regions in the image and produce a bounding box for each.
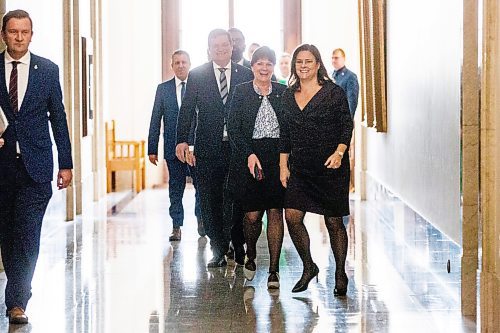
[0,187,476,333]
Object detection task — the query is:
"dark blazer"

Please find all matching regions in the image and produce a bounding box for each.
[148,77,182,160]
[241,59,251,69]
[176,61,253,160]
[226,81,287,194]
[0,52,72,184]
[332,66,359,119]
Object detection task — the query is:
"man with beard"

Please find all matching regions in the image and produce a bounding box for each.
[228,28,251,68]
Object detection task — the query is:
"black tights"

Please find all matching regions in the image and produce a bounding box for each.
[285,209,348,284]
[244,208,284,273]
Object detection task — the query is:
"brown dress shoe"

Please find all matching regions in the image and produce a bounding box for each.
[8,307,28,324]
[169,228,181,241]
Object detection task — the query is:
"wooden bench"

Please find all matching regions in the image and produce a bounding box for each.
[106,120,145,193]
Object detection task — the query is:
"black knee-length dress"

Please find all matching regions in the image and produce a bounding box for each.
[280,81,353,217]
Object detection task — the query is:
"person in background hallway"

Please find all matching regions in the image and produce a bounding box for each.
[277,52,291,85]
[332,48,359,193]
[176,29,253,268]
[331,48,359,119]
[227,46,286,289]
[280,44,353,295]
[229,28,251,68]
[225,27,250,263]
[148,50,203,242]
[0,9,73,324]
[247,42,260,63]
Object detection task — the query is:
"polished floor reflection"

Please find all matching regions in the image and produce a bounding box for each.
[0,187,476,333]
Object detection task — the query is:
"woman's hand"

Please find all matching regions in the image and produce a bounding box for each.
[325,151,343,169]
[248,154,261,177]
[280,164,290,188]
[0,138,4,149]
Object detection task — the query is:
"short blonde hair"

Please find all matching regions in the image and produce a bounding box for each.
[332,48,346,58]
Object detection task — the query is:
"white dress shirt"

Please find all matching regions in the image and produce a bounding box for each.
[5,51,31,154]
[5,51,30,111]
[174,76,188,108]
[212,61,232,93]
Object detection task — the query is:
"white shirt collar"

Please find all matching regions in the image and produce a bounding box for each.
[5,50,31,65]
[174,75,188,86]
[213,61,232,71]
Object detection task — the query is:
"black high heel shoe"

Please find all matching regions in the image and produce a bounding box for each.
[292,263,319,293]
[334,271,348,296]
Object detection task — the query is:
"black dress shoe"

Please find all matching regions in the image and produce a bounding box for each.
[234,245,245,266]
[7,307,28,324]
[292,263,319,293]
[207,256,227,268]
[197,218,206,237]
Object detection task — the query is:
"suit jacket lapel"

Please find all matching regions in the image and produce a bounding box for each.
[0,52,14,118]
[207,62,224,108]
[228,62,240,98]
[168,79,179,111]
[19,54,40,114]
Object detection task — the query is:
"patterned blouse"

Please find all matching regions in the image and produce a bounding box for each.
[252,84,280,139]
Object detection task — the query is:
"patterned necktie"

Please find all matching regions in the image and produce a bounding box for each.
[218,68,228,104]
[180,81,186,102]
[9,61,19,113]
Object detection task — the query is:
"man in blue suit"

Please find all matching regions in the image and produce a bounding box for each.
[176,29,253,268]
[148,50,202,242]
[332,48,359,199]
[332,48,359,119]
[0,10,72,324]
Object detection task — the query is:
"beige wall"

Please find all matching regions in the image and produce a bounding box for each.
[102,0,163,187]
[302,0,360,77]
[366,0,462,242]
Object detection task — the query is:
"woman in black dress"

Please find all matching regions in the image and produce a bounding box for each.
[227,46,287,289]
[280,44,353,295]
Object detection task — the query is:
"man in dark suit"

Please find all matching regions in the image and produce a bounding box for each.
[0,10,73,324]
[332,48,359,195]
[176,29,253,268]
[228,28,251,68]
[148,50,202,242]
[331,48,359,119]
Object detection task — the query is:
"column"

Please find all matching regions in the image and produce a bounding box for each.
[461,0,479,318]
[283,0,301,54]
[480,0,500,331]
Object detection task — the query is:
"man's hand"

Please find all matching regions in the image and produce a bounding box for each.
[0,138,4,149]
[149,154,158,166]
[176,143,189,163]
[57,169,73,190]
[186,151,196,167]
